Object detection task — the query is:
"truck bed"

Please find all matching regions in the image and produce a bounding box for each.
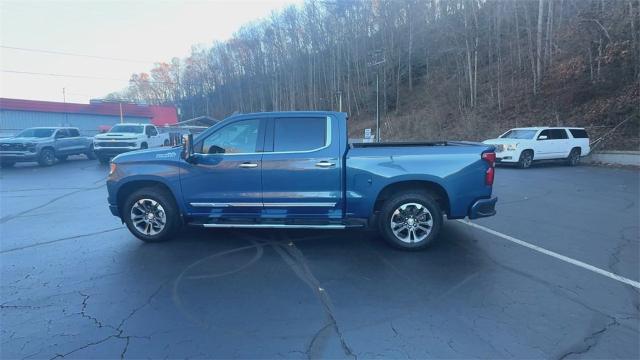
[350,141,487,148]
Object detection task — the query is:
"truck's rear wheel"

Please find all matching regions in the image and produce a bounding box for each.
[378,191,443,250]
[123,187,180,242]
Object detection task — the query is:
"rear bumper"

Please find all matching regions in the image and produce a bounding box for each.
[468,197,497,219]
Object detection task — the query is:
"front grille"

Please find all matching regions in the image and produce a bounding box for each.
[96,141,136,147]
[0,143,24,151]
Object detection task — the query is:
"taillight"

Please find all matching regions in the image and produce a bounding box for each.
[482,152,495,186]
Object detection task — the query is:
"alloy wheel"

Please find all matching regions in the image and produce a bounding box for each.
[390,202,434,243]
[130,198,167,236]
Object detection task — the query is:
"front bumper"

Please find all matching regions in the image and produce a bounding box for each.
[94,147,138,157]
[468,197,498,219]
[0,151,38,162]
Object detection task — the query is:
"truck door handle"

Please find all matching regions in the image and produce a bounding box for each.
[315,161,335,168]
[239,162,258,168]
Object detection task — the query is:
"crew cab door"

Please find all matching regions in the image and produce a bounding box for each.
[66,128,84,153]
[261,115,343,221]
[180,118,266,218]
[54,129,73,155]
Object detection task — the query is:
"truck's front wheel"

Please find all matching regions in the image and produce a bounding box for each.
[378,191,443,251]
[123,187,180,243]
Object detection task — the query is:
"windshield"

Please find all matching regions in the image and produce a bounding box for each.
[109,125,144,134]
[500,129,537,139]
[16,128,55,138]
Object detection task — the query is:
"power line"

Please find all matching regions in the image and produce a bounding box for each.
[0,45,156,64]
[1,69,176,84]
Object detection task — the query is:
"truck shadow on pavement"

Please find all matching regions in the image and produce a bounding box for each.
[118,223,487,333]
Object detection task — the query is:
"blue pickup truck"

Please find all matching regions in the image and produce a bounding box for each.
[106,111,497,250]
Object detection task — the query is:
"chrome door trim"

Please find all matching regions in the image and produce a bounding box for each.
[201,223,345,229]
[262,202,336,207]
[190,202,262,208]
[190,202,336,208]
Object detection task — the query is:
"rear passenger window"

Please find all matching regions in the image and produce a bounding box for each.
[569,129,589,138]
[55,129,68,138]
[538,130,551,140]
[273,117,327,152]
[68,129,80,137]
[549,129,568,139]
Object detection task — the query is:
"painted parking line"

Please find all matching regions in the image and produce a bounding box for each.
[457,219,640,289]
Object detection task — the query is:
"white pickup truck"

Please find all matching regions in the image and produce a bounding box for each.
[483,127,590,168]
[94,123,170,164]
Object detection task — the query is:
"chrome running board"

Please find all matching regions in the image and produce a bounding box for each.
[200,223,346,229]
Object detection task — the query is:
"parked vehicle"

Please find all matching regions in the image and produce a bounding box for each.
[106,112,497,250]
[0,127,95,167]
[93,123,170,164]
[483,127,590,169]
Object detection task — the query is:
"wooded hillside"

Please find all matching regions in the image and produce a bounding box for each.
[110,0,640,150]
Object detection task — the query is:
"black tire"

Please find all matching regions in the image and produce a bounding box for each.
[56,155,68,161]
[0,161,16,168]
[38,148,56,166]
[163,139,170,146]
[518,150,533,169]
[140,143,148,150]
[85,145,97,160]
[122,186,180,243]
[378,191,443,251]
[566,148,580,166]
[98,156,110,165]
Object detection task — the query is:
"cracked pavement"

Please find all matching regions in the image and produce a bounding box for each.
[1,157,639,359]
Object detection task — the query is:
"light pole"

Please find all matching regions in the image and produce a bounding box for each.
[368,50,385,142]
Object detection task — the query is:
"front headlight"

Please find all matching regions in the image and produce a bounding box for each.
[505,143,518,151]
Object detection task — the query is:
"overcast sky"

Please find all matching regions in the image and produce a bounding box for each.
[0,0,298,103]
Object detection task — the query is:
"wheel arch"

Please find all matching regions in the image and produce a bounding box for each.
[39,146,55,154]
[115,179,182,222]
[521,148,534,158]
[373,180,450,217]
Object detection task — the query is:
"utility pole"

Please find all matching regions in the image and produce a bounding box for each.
[119,102,124,123]
[62,87,68,125]
[368,50,385,142]
[335,91,343,112]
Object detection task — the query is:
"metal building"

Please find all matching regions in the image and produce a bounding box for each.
[0,98,178,137]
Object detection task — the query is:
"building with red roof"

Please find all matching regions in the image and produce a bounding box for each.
[0,98,178,136]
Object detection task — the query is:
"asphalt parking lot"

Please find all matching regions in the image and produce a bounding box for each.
[1,157,638,359]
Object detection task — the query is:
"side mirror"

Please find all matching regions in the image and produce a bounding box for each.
[181,133,195,162]
[537,135,548,140]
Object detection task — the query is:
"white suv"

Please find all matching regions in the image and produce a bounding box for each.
[483,127,590,169]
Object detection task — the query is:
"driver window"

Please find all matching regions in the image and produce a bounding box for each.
[146,126,158,136]
[199,119,260,154]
